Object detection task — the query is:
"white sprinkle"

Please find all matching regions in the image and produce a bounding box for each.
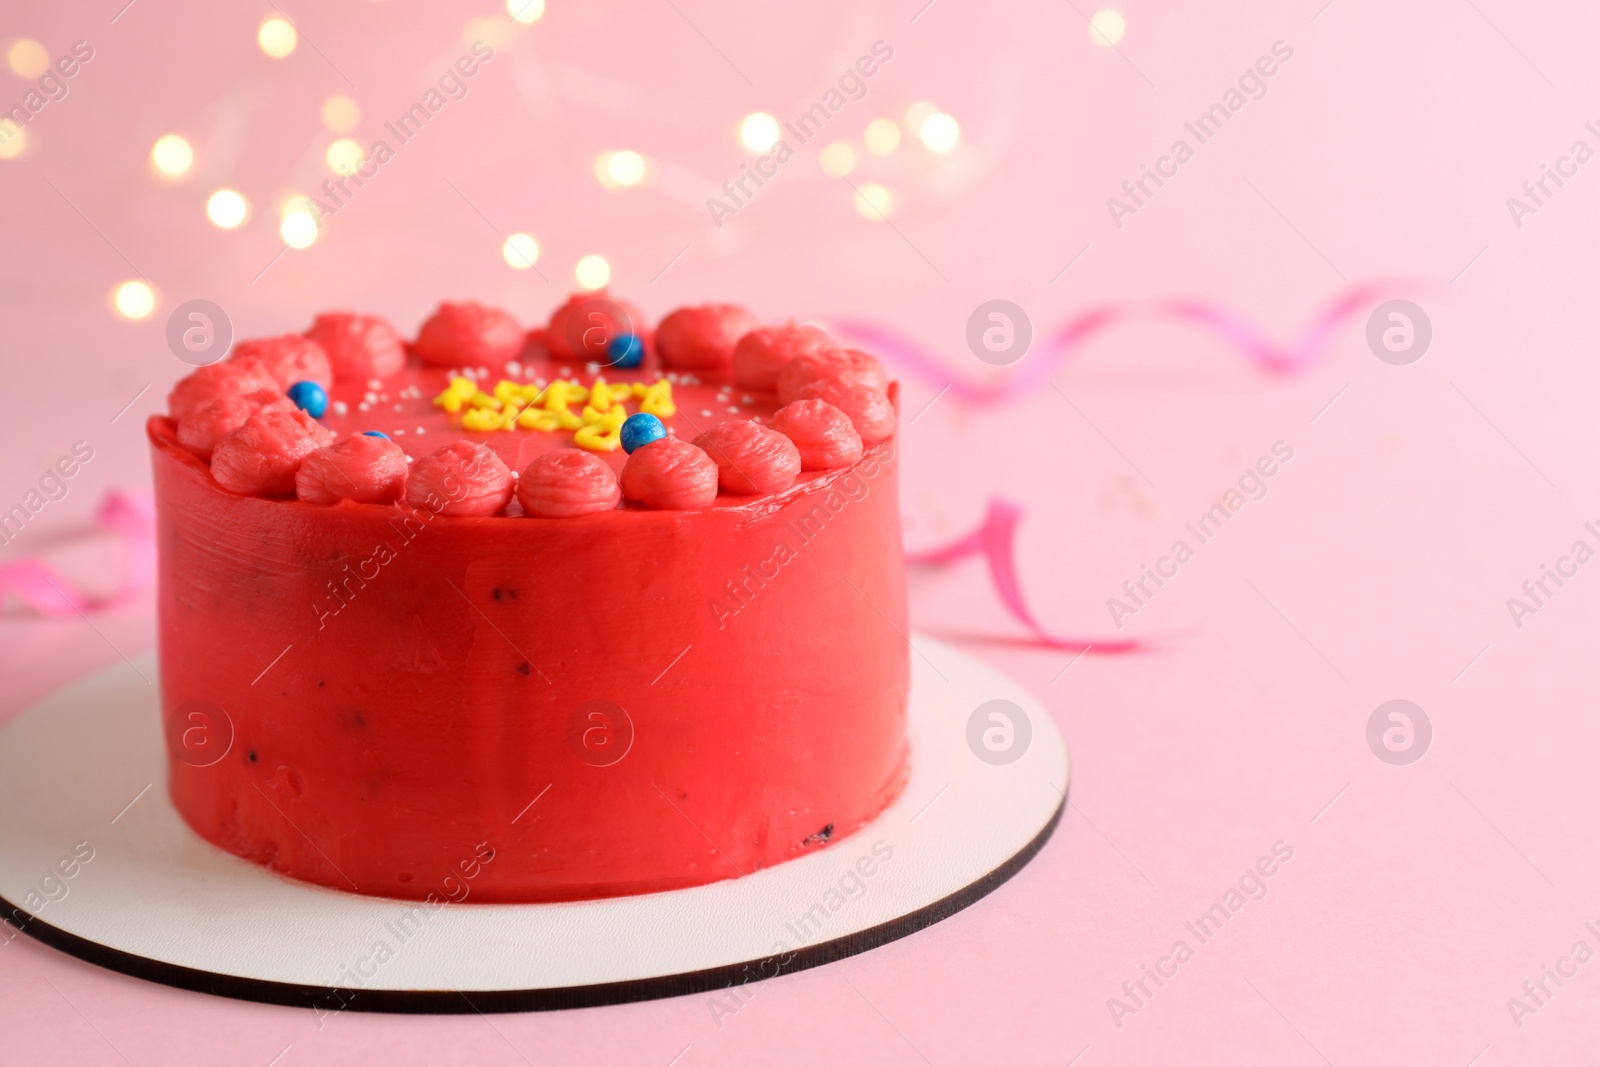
[358,403,370,412]
[742,395,753,404]
[416,427,426,434]
[701,409,712,417]
[367,378,382,389]
[406,454,415,463]
[394,428,405,435]
[332,400,349,416]
[393,404,404,412]
[363,391,378,403]
[729,406,740,413]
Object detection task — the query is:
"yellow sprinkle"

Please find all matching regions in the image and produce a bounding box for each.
[435,376,665,436]
[517,407,561,431]
[462,408,501,431]
[574,423,622,451]
[580,404,626,428]
[542,380,587,429]
[640,380,676,418]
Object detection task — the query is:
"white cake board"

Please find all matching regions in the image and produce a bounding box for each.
[0,635,1066,1013]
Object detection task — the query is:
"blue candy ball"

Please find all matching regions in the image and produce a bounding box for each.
[620,412,666,454]
[361,431,389,439]
[286,380,328,418]
[608,332,644,370]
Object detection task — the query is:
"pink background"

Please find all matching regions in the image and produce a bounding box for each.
[3,0,1598,1062]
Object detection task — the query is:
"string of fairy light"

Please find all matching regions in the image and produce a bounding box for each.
[0,6,1128,324]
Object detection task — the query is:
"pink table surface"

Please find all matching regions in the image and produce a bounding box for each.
[3,0,1597,1063]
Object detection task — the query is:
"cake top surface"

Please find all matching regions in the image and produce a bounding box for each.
[156,294,896,517]
[324,346,775,473]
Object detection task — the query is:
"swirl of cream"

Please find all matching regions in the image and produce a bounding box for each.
[404,441,514,516]
[517,449,622,518]
[620,437,718,510]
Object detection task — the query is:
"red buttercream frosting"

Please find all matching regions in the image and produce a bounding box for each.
[544,290,645,363]
[517,449,621,518]
[797,378,897,444]
[231,335,334,390]
[210,408,333,497]
[777,346,888,406]
[305,313,406,380]
[734,323,839,392]
[414,302,525,369]
[656,304,758,371]
[167,358,279,424]
[620,436,719,509]
[177,389,293,461]
[770,399,865,471]
[296,434,409,505]
[405,441,515,516]
[693,420,802,495]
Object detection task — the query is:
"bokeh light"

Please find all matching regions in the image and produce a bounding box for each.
[608,150,646,187]
[258,18,298,58]
[206,189,249,229]
[150,134,194,177]
[863,119,900,156]
[321,95,360,134]
[739,112,781,153]
[462,17,513,48]
[819,142,855,177]
[113,280,156,320]
[594,150,648,189]
[575,254,611,290]
[7,39,49,78]
[280,202,319,249]
[0,121,32,161]
[507,0,545,24]
[853,182,893,220]
[919,113,960,153]
[1090,9,1126,46]
[326,138,365,176]
[904,101,938,137]
[502,233,540,269]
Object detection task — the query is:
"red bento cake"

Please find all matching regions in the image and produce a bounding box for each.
[150,294,909,904]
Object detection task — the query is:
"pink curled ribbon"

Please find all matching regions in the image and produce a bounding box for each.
[834,282,1396,402]
[0,490,156,617]
[907,498,1143,654]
